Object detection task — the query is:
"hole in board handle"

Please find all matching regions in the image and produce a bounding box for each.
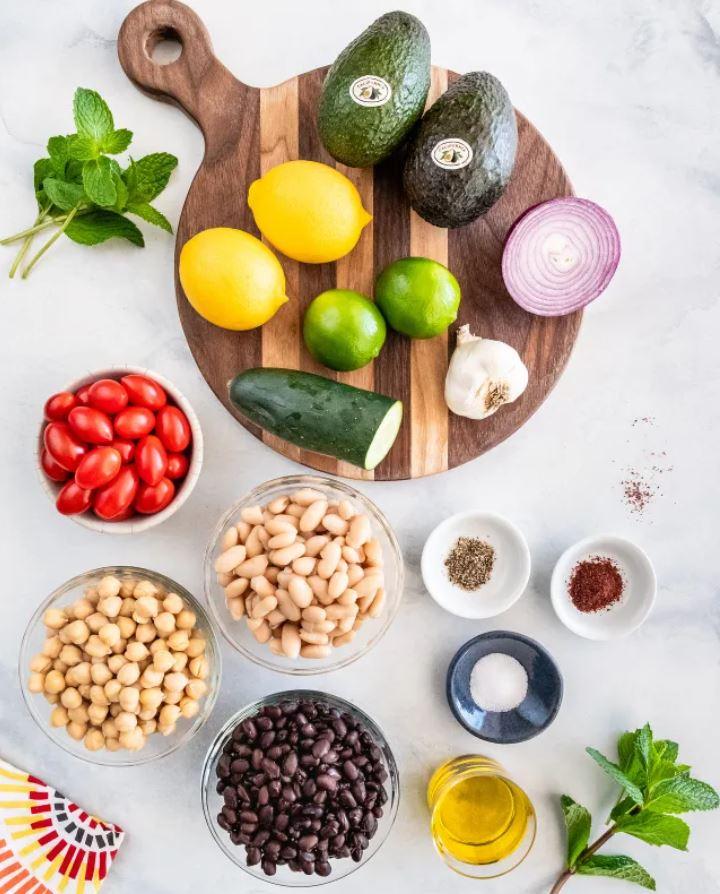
[146,27,183,65]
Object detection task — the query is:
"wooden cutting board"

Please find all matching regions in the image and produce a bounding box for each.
[118,0,580,481]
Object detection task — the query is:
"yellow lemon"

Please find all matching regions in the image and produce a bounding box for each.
[248,160,372,264]
[178,227,288,330]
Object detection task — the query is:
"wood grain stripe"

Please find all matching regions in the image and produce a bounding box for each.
[372,151,411,480]
[297,68,339,475]
[409,68,449,477]
[336,164,375,480]
[260,77,302,463]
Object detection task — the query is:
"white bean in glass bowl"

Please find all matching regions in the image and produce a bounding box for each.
[204,476,404,675]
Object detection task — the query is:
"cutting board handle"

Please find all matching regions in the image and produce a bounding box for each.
[118,0,243,140]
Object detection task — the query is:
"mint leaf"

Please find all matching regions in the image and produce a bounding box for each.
[609,796,638,822]
[646,777,720,814]
[616,812,689,850]
[113,173,129,212]
[82,157,117,207]
[34,158,54,207]
[617,731,646,790]
[66,133,99,162]
[586,748,644,804]
[73,88,113,140]
[125,152,178,202]
[654,740,679,764]
[102,128,133,154]
[618,732,636,771]
[648,759,684,790]
[42,178,85,211]
[127,201,172,233]
[577,855,656,889]
[65,210,144,247]
[47,136,69,176]
[636,724,653,770]
[561,795,591,868]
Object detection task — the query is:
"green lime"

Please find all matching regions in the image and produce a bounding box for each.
[375,257,461,338]
[303,289,387,371]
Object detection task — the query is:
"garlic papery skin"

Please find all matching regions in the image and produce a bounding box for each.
[444,325,529,420]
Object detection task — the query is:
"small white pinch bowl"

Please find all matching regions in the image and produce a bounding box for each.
[421,511,531,619]
[37,366,203,535]
[550,534,656,640]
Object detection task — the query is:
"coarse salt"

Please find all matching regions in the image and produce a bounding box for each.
[470,652,528,713]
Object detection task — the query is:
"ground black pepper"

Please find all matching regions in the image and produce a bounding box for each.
[568,556,624,613]
[445,537,496,590]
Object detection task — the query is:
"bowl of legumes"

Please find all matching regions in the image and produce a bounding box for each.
[201,690,400,885]
[205,476,403,675]
[20,567,221,766]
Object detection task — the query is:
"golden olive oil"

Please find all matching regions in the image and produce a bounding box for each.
[427,756,536,878]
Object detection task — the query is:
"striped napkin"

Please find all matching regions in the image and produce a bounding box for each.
[0,758,124,893]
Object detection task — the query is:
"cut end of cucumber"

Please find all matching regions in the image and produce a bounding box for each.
[364,401,403,470]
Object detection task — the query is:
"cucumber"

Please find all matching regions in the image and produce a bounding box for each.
[229,368,403,470]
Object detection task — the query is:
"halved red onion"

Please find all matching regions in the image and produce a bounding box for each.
[502,198,620,316]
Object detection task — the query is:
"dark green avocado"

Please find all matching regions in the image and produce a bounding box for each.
[402,71,517,228]
[318,11,431,168]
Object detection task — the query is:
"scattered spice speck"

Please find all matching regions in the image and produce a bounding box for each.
[619,416,672,517]
[445,537,495,591]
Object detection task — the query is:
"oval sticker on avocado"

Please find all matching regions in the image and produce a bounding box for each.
[349,76,392,107]
[431,138,474,170]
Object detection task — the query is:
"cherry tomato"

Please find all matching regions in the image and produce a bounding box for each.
[68,406,114,445]
[134,477,175,514]
[75,385,92,404]
[135,435,168,486]
[111,438,136,464]
[44,422,87,472]
[113,406,155,440]
[41,448,70,483]
[165,452,189,480]
[155,406,191,452]
[120,374,167,411]
[44,391,78,422]
[56,480,92,515]
[93,466,139,520]
[75,446,122,490]
[88,379,129,415]
[109,505,135,522]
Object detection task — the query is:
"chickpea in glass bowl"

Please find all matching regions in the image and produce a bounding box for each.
[20,566,221,766]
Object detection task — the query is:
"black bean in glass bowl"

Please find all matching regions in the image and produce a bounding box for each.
[201,691,400,886]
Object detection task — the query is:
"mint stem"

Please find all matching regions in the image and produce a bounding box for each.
[8,206,51,279]
[549,827,617,893]
[21,204,80,279]
[1,214,66,245]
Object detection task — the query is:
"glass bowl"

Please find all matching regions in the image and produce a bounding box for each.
[201,689,400,886]
[204,475,404,675]
[19,566,221,766]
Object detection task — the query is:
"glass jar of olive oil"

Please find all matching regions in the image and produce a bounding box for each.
[427,755,536,879]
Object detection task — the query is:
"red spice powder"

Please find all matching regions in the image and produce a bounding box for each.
[569,556,624,613]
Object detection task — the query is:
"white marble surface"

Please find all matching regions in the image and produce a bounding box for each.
[1,1,719,892]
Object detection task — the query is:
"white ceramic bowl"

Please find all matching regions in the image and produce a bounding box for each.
[37,366,203,534]
[421,511,531,619]
[550,534,656,640]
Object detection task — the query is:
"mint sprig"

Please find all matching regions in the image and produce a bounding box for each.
[1,88,178,278]
[550,724,719,893]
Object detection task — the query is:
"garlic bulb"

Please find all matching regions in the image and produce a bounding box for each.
[445,325,528,419]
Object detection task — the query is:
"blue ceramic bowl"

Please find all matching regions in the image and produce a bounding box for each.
[446,631,563,744]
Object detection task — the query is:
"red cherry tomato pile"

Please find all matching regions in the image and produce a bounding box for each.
[41,374,193,522]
